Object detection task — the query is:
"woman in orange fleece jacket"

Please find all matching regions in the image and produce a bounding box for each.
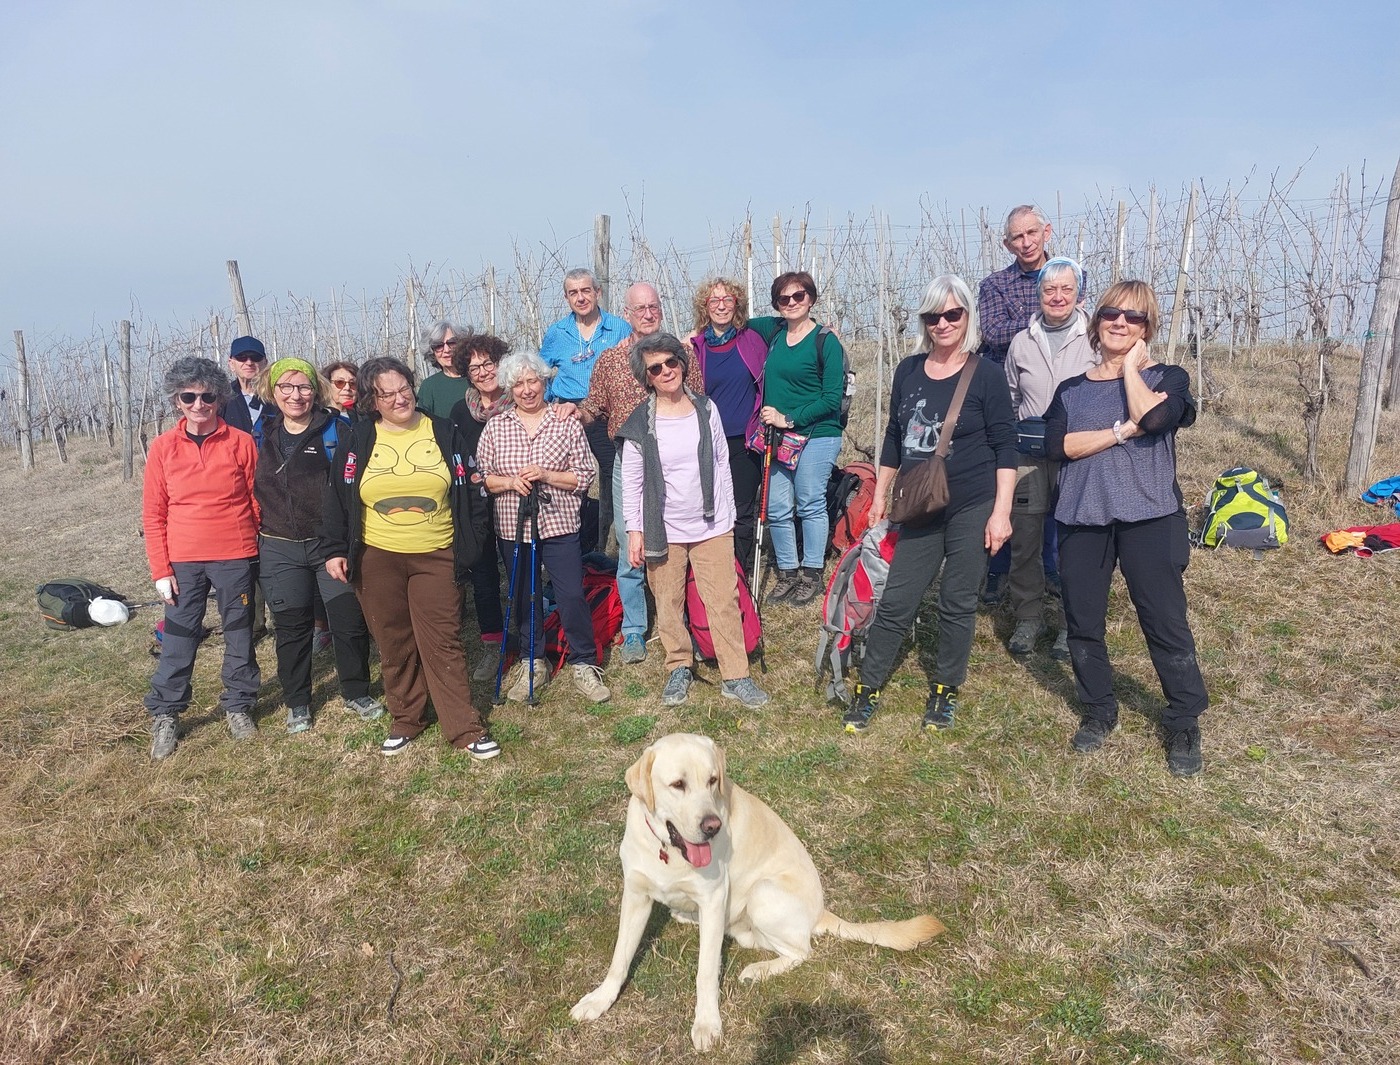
[142,357,262,761]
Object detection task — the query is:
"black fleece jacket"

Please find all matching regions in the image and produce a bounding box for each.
[254,407,347,546]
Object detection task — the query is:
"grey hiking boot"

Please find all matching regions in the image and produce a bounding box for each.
[1008,619,1044,656]
[720,677,769,707]
[619,633,647,664]
[571,663,611,704]
[1050,630,1070,662]
[472,643,502,682]
[344,695,386,721]
[662,666,693,706]
[791,567,824,606]
[286,705,312,734]
[767,569,799,605]
[226,711,257,741]
[150,716,178,761]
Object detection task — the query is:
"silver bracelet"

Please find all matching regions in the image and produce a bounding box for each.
[1111,419,1125,446]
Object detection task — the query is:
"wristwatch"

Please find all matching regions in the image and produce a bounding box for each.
[1111,419,1125,446]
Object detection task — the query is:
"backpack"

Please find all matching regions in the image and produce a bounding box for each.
[773,322,854,428]
[36,578,127,631]
[319,414,346,458]
[813,522,899,702]
[1196,467,1289,550]
[685,558,763,667]
[543,561,624,669]
[825,462,878,556]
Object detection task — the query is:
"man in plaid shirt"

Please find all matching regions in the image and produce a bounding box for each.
[977,205,1056,365]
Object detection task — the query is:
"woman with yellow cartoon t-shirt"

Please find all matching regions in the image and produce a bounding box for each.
[320,356,498,760]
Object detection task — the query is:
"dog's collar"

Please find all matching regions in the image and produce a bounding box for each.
[645,814,672,864]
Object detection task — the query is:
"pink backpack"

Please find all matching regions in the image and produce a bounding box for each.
[686,558,763,667]
[814,521,899,702]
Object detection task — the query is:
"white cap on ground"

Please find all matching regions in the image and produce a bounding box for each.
[88,598,130,626]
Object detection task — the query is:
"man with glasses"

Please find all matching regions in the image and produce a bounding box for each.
[576,283,701,663]
[417,319,472,419]
[222,335,269,440]
[540,268,631,553]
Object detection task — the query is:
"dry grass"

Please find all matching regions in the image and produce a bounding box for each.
[2,347,1398,1064]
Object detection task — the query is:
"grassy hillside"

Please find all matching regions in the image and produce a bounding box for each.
[1,345,1396,1064]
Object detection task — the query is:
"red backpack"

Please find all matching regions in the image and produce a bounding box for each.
[814,521,899,702]
[544,562,623,669]
[827,462,877,556]
[686,558,763,667]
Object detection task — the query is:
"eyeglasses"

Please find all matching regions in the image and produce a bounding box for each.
[920,307,967,327]
[431,341,452,352]
[374,385,415,403]
[230,352,265,363]
[776,290,809,307]
[179,391,218,405]
[630,303,662,317]
[330,378,357,390]
[646,355,683,377]
[1099,306,1149,325]
[467,361,498,375]
[706,295,737,308]
[276,382,315,396]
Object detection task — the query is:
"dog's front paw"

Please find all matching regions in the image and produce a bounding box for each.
[691,1015,723,1051]
[571,987,617,1022]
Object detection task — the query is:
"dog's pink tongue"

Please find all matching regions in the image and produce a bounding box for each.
[683,839,712,868]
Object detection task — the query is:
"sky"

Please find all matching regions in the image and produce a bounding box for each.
[2,0,1397,354]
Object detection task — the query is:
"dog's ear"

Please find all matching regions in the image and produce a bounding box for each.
[625,748,656,811]
[712,741,728,799]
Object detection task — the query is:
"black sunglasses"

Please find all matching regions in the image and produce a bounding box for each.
[230,352,265,363]
[1099,306,1149,325]
[775,290,810,307]
[646,355,682,377]
[920,307,967,327]
[179,391,218,405]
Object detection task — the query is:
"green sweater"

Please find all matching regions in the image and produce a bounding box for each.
[417,369,472,420]
[750,316,845,439]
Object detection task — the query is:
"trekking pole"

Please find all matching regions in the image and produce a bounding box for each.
[526,484,542,705]
[494,497,527,705]
[752,425,777,597]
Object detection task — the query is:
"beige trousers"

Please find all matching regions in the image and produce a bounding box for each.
[646,532,750,680]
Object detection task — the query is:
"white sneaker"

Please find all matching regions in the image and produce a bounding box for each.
[571,663,611,704]
[506,658,550,702]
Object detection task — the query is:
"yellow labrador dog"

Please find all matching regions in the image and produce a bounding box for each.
[571,732,945,1051]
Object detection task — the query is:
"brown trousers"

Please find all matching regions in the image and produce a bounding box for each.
[354,545,485,746]
[646,532,749,680]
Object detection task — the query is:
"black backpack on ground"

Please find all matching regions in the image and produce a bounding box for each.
[36,579,127,631]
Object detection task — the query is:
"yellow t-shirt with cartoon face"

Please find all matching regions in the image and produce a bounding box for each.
[359,417,454,553]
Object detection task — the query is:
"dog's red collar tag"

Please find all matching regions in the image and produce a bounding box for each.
[658,847,669,864]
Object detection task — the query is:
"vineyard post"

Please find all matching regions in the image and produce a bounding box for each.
[486,266,497,333]
[121,320,134,481]
[407,276,418,372]
[772,215,782,279]
[103,343,115,447]
[14,331,34,471]
[594,214,611,312]
[744,217,753,313]
[310,301,318,365]
[1146,186,1158,282]
[1112,200,1126,284]
[227,261,252,336]
[1165,184,1197,364]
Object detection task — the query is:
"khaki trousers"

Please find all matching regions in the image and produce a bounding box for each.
[1009,456,1062,623]
[646,532,749,680]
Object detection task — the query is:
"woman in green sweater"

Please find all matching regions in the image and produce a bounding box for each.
[750,270,846,605]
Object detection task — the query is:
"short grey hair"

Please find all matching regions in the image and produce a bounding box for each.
[496,351,556,392]
[165,357,231,405]
[1004,204,1050,237]
[914,274,981,356]
[629,332,689,387]
[1039,257,1083,298]
[563,267,596,290]
[420,319,469,358]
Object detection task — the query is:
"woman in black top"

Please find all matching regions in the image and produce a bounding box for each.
[843,275,1016,735]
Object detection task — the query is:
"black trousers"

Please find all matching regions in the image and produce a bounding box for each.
[1058,511,1208,733]
[727,435,763,574]
[583,418,613,553]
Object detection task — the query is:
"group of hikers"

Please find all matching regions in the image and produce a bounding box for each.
[140,203,1209,777]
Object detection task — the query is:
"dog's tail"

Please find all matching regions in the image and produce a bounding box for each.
[815,910,945,950]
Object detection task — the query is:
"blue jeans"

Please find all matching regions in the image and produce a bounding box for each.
[612,450,648,637]
[767,435,842,570]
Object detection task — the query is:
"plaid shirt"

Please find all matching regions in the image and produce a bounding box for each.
[476,406,594,542]
[978,260,1092,364]
[579,335,705,440]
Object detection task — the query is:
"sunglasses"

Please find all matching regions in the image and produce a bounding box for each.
[230,352,265,363]
[920,307,967,327]
[775,290,809,307]
[330,378,357,389]
[1099,306,1149,325]
[179,391,218,405]
[646,355,682,377]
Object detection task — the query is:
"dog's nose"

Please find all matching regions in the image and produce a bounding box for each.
[700,815,722,839]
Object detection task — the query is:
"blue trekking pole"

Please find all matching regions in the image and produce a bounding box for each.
[525,484,542,705]
[493,494,528,705]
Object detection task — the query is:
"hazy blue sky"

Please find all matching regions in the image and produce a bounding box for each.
[3,0,1397,347]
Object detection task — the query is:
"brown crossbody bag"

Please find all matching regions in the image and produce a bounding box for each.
[888,354,980,528]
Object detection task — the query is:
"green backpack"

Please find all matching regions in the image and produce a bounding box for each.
[1197,467,1289,550]
[36,578,127,630]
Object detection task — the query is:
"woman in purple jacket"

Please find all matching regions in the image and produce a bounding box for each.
[688,277,766,574]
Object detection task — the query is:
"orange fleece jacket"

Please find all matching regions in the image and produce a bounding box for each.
[142,418,260,579]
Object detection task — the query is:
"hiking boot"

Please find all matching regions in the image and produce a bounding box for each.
[1071,717,1115,753]
[226,711,257,741]
[720,677,769,707]
[506,658,551,702]
[381,734,413,756]
[662,666,693,706]
[922,684,958,731]
[791,567,824,606]
[285,705,312,734]
[980,573,1005,606]
[150,716,178,761]
[1008,619,1044,656]
[1050,630,1070,662]
[472,642,503,682]
[571,663,611,704]
[312,628,333,654]
[344,695,386,721]
[1166,727,1204,777]
[767,569,800,605]
[466,732,502,761]
[619,633,648,664]
[842,684,881,733]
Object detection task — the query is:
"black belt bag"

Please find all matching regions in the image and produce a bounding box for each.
[1017,417,1047,457]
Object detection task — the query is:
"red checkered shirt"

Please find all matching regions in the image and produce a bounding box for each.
[578,335,705,440]
[476,405,595,542]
